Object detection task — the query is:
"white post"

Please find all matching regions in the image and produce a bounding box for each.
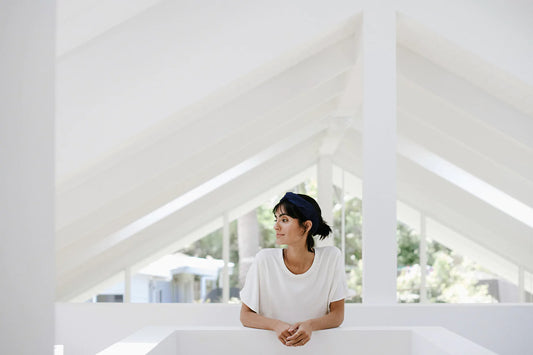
[419,214,428,303]
[317,155,334,247]
[124,268,132,303]
[341,170,346,256]
[0,1,55,353]
[361,1,397,304]
[200,277,207,302]
[518,266,525,303]
[222,213,230,303]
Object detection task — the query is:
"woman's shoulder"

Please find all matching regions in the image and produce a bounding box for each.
[316,245,342,258]
[255,248,280,262]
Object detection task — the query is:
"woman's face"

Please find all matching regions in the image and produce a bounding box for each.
[273,207,307,246]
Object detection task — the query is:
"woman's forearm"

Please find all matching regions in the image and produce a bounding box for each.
[306,310,343,330]
[240,304,287,331]
[240,299,344,333]
[306,299,345,331]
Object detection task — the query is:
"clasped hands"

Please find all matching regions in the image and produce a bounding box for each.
[275,320,312,347]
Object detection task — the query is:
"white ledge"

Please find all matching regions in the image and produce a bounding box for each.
[97,325,496,355]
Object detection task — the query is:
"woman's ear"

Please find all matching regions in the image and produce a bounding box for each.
[303,220,312,235]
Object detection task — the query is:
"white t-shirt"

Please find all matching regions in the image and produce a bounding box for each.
[240,246,348,325]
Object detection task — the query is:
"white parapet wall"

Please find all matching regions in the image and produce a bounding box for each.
[96,326,496,355]
[55,303,533,355]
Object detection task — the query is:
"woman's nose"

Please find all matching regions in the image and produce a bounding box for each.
[274,221,280,230]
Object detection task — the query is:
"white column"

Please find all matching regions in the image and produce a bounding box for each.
[317,155,334,246]
[419,215,428,303]
[200,277,207,302]
[361,1,397,304]
[518,266,525,303]
[341,170,346,256]
[0,1,55,353]
[124,268,132,303]
[222,213,230,303]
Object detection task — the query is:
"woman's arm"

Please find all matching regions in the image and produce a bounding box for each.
[240,303,293,345]
[285,299,344,346]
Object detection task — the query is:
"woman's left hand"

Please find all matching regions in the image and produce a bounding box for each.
[285,321,312,346]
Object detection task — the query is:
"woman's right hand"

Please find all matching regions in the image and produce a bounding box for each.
[274,321,293,345]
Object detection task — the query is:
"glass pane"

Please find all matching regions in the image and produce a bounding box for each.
[395,213,523,303]
[178,224,238,303]
[424,240,495,303]
[396,222,421,303]
[332,186,362,303]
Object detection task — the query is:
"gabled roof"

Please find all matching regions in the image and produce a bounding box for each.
[55,1,533,301]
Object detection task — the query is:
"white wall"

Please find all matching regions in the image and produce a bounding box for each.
[0,1,55,354]
[55,303,533,355]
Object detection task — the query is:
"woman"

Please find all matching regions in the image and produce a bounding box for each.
[240,192,348,347]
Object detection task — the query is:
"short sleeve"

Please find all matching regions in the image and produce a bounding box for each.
[328,248,349,303]
[239,255,260,313]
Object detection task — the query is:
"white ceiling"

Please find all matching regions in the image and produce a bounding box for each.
[55,0,533,301]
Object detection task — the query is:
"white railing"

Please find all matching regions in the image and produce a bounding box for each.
[97,326,496,355]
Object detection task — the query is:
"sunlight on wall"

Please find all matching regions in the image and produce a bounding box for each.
[398,137,533,228]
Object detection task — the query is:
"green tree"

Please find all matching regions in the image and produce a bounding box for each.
[426,251,493,303]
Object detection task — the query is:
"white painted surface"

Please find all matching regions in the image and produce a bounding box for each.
[398,0,533,87]
[55,303,533,355]
[99,326,495,355]
[55,0,362,179]
[55,0,533,180]
[362,2,397,304]
[53,0,533,305]
[0,1,55,354]
[317,155,334,247]
[101,326,496,355]
[98,326,495,355]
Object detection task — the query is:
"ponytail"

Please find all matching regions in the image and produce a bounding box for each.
[315,218,332,240]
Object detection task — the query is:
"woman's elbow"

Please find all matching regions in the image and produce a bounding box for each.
[240,313,248,327]
[240,304,253,327]
[329,300,345,328]
[334,312,344,327]
[240,309,248,326]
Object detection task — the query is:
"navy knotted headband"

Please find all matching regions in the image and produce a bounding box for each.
[279,192,320,235]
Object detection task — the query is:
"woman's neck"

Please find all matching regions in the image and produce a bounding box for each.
[283,245,315,274]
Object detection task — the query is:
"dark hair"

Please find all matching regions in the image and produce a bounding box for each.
[273,193,332,252]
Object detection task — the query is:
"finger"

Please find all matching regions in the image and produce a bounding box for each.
[295,337,309,346]
[287,329,303,341]
[292,333,310,346]
[286,333,305,345]
[288,322,301,333]
[286,328,298,339]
